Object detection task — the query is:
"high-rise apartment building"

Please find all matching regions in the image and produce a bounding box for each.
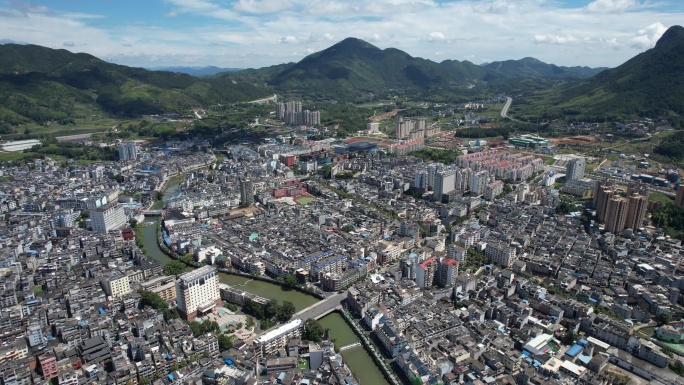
[469,170,489,196]
[416,256,438,289]
[594,182,616,222]
[118,141,138,161]
[677,185,684,207]
[566,157,585,181]
[605,196,628,234]
[176,266,221,321]
[90,203,127,234]
[433,169,456,202]
[626,194,648,230]
[239,178,254,206]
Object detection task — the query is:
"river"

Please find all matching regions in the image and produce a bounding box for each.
[139,173,390,385]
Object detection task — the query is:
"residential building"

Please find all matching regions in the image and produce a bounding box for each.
[625,193,648,230]
[255,319,303,355]
[118,142,138,161]
[433,169,456,202]
[239,178,254,206]
[605,196,628,234]
[566,157,585,181]
[416,256,438,289]
[90,203,127,234]
[100,272,131,298]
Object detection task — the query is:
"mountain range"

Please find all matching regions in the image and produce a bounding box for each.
[0,25,683,131]
[511,25,684,122]
[147,66,241,77]
[225,37,607,99]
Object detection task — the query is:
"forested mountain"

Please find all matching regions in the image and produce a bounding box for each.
[0,44,269,131]
[224,37,605,99]
[511,25,684,123]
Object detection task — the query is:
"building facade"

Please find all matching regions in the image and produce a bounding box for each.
[90,203,127,234]
[176,266,221,321]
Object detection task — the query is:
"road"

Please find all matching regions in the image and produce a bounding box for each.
[294,292,346,321]
[55,132,104,142]
[500,96,513,118]
[248,94,277,104]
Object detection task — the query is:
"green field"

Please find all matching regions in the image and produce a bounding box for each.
[295,197,315,205]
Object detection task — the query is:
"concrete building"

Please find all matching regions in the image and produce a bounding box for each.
[239,178,254,206]
[100,272,131,298]
[605,196,628,234]
[37,352,58,379]
[485,241,517,268]
[438,258,459,287]
[117,141,138,161]
[566,157,585,181]
[676,184,684,207]
[433,169,456,202]
[176,266,221,321]
[255,319,303,355]
[416,256,438,289]
[90,203,127,234]
[625,194,648,230]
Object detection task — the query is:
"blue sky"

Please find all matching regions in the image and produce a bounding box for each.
[0,0,682,69]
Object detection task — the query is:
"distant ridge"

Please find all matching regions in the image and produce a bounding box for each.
[149,66,242,77]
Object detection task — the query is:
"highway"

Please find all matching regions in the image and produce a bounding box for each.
[500,96,513,118]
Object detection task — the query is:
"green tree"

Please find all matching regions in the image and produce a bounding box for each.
[284,274,298,287]
[163,260,186,276]
[278,301,296,322]
[189,321,202,337]
[264,300,280,320]
[243,299,264,319]
[340,225,354,232]
[218,334,233,351]
[138,376,149,385]
[657,313,673,326]
[303,319,324,343]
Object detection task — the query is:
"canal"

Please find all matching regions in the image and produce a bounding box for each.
[139,174,390,385]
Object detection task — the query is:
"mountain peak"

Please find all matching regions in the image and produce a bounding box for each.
[656,25,684,48]
[329,37,379,51]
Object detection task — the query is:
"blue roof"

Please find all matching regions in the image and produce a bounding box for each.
[566,344,583,357]
[578,339,588,345]
[168,374,174,380]
[224,359,233,365]
[98,308,106,314]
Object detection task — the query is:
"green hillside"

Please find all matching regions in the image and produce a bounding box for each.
[224,38,604,100]
[510,25,684,123]
[0,44,269,133]
[482,57,605,80]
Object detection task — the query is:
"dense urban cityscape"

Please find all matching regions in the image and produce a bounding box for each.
[1,104,684,385]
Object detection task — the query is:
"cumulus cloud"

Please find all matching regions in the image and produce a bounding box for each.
[532,34,578,45]
[234,0,294,14]
[630,22,667,49]
[279,35,298,44]
[427,32,445,42]
[585,0,641,14]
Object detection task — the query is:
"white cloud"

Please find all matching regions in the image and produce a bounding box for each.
[279,35,298,44]
[533,34,578,45]
[427,32,446,42]
[585,0,641,14]
[0,0,682,68]
[234,0,294,14]
[630,22,668,49]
